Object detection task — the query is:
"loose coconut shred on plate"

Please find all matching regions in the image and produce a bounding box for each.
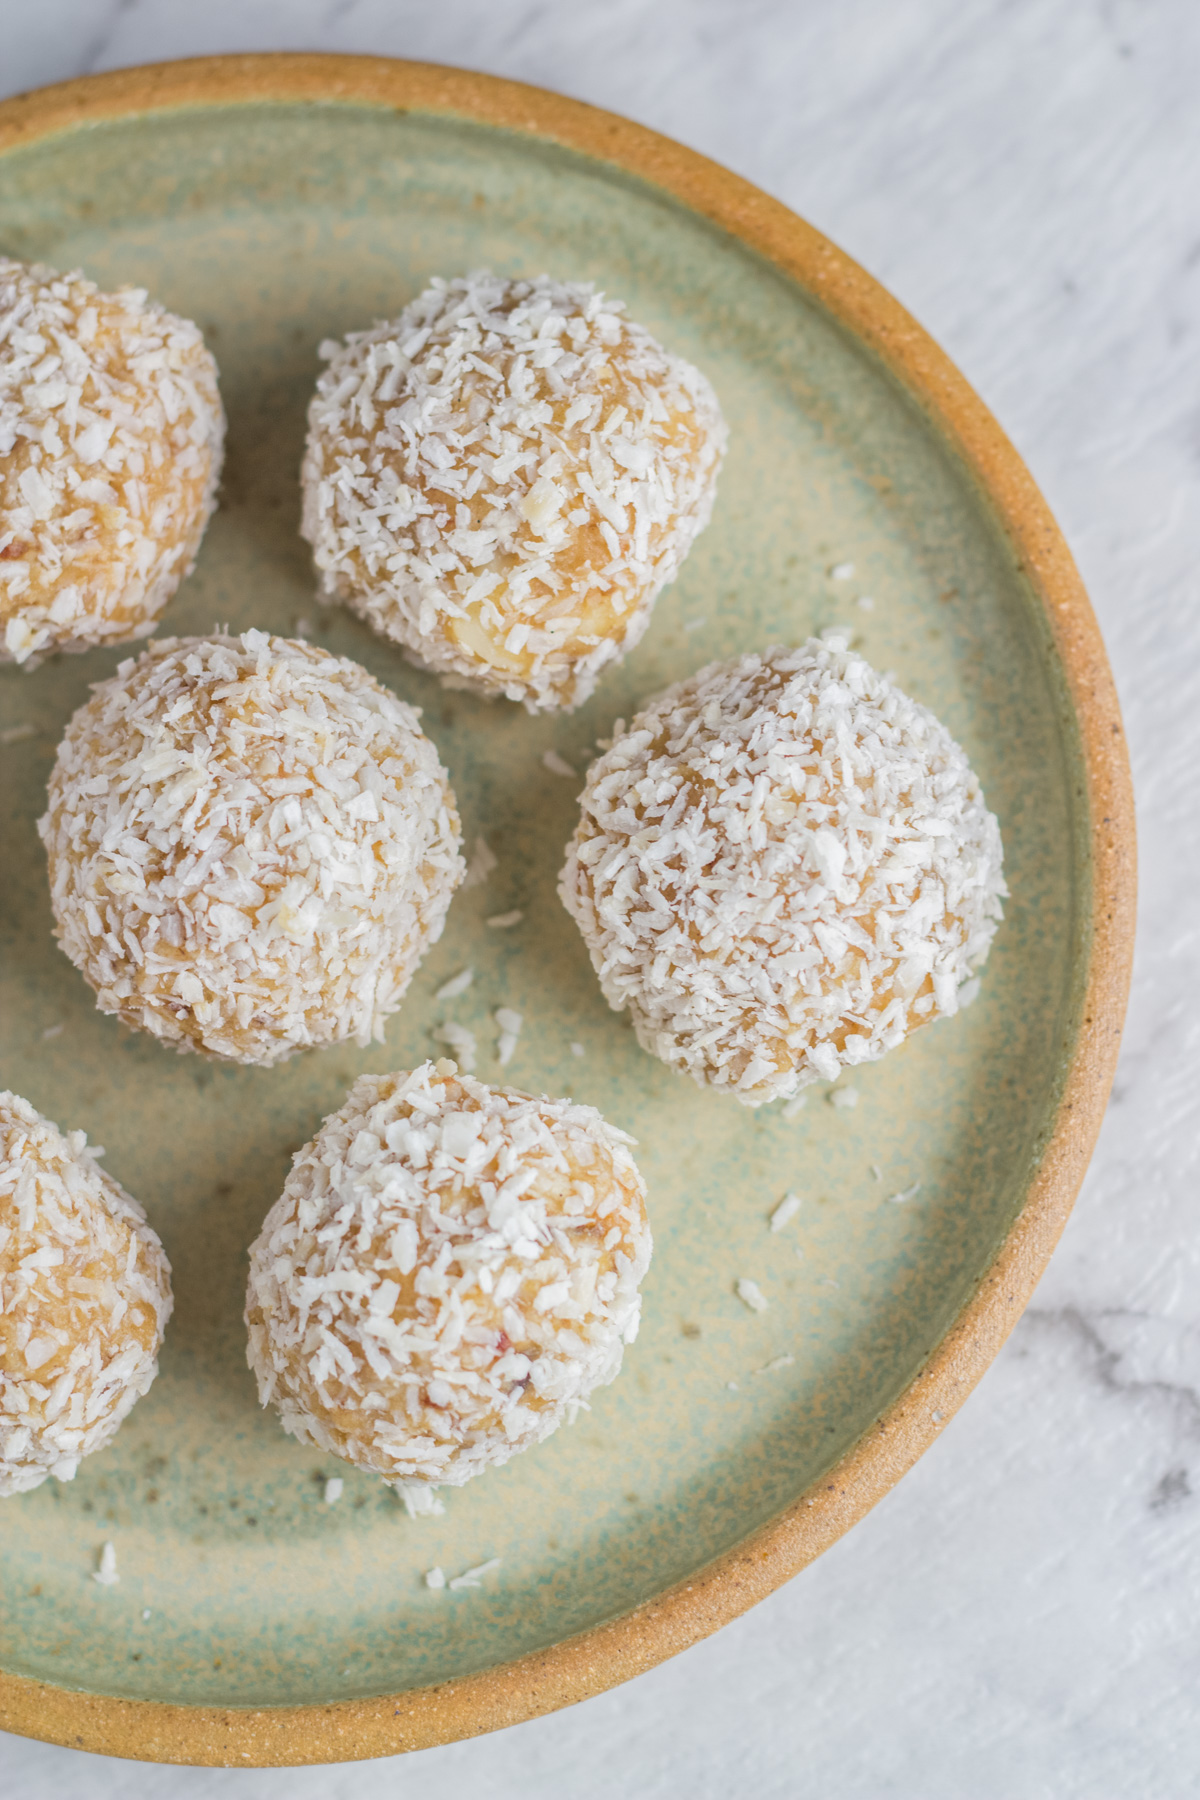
[301,271,727,712]
[560,634,1006,1106]
[0,1092,172,1497]
[0,258,224,665]
[245,1061,651,1498]
[39,630,463,1066]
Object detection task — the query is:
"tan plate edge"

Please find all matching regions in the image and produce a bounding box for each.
[0,54,1137,1766]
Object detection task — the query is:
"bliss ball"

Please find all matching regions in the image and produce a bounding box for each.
[301,271,727,712]
[0,1092,172,1497]
[560,634,1006,1107]
[245,1061,651,1500]
[39,630,463,1066]
[0,257,224,666]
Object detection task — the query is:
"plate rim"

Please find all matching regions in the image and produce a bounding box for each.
[0,51,1136,1767]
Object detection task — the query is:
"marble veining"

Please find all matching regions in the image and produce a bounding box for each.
[3,2,1198,1795]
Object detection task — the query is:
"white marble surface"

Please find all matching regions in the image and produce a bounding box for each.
[3,2,1198,1794]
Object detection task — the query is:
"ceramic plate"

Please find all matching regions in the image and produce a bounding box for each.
[0,57,1134,1765]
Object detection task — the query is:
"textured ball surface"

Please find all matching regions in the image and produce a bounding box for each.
[560,635,1006,1106]
[245,1061,651,1497]
[0,258,224,665]
[301,271,726,712]
[39,630,463,1065]
[0,1092,172,1497]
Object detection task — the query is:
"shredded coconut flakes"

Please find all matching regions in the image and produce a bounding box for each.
[448,1557,502,1591]
[436,1021,478,1073]
[735,1278,769,1314]
[494,1008,523,1068]
[769,1194,802,1232]
[461,837,497,890]
[887,1181,923,1205]
[93,1541,119,1586]
[435,968,474,1001]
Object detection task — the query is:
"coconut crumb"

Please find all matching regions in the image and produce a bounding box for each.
[829,1086,859,1111]
[435,968,474,1002]
[494,1008,523,1068]
[830,563,854,580]
[486,910,523,930]
[1,723,36,744]
[754,1354,795,1375]
[887,1181,922,1205]
[448,1557,501,1592]
[323,1477,344,1505]
[542,750,576,779]
[92,1542,119,1587]
[769,1194,802,1232]
[424,1566,446,1590]
[735,1278,769,1314]
[436,1021,478,1072]
[395,1481,446,1519]
[570,1041,586,1059]
[462,837,497,890]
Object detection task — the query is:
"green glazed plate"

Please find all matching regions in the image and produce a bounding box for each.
[0,57,1134,1766]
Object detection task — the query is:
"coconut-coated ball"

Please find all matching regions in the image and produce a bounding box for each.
[301,271,726,712]
[245,1061,651,1501]
[560,634,1006,1106]
[0,257,224,665]
[0,1091,172,1497]
[39,630,463,1065]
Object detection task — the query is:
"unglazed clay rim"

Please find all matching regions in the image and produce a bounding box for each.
[0,55,1136,1768]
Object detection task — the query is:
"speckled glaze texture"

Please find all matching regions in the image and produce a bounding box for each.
[0,57,1133,1766]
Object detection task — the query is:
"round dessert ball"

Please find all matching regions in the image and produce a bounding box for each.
[245,1061,651,1499]
[301,270,727,712]
[0,257,224,666]
[39,630,464,1066]
[0,1092,172,1497]
[560,634,1006,1106]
